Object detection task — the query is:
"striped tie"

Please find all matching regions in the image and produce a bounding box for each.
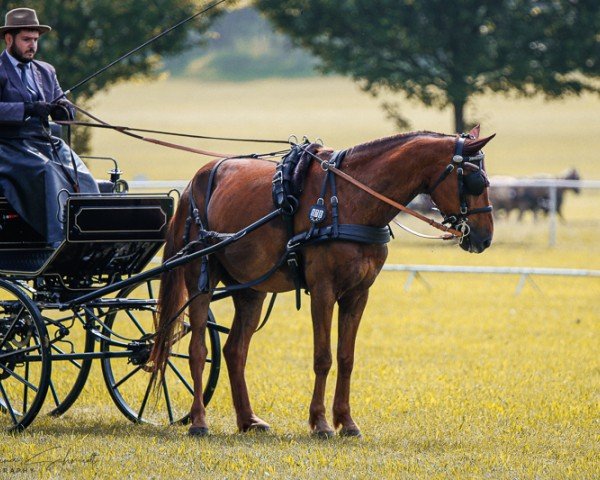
[17,63,40,101]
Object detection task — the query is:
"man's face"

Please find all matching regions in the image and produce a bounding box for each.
[5,29,39,63]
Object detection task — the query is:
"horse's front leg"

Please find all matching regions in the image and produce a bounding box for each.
[332,288,370,437]
[309,289,336,437]
[187,295,212,436]
[223,288,270,432]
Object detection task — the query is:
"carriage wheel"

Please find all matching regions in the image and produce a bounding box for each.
[100,279,221,425]
[44,310,95,417]
[0,279,51,431]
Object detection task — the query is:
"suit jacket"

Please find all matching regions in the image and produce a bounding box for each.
[0,50,74,126]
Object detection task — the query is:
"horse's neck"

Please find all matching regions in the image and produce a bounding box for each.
[338,139,436,226]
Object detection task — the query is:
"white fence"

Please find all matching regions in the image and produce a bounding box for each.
[488,178,600,246]
[383,264,600,295]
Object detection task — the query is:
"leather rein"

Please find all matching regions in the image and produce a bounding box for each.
[63,104,490,241]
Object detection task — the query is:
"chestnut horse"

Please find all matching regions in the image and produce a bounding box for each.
[150,126,495,436]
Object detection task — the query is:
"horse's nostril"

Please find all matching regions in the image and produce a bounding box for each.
[483,238,492,249]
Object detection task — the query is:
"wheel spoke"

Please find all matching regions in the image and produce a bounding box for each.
[136,373,155,421]
[0,381,19,425]
[48,378,60,407]
[0,305,25,351]
[161,374,174,424]
[0,364,39,393]
[112,364,144,389]
[126,310,147,336]
[167,359,193,395]
[24,361,29,412]
[0,344,40,360]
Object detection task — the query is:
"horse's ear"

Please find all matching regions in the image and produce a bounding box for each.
[468,124,481,139]
[464,133,496,155]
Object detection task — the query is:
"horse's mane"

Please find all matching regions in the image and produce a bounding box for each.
[349,130,450,157]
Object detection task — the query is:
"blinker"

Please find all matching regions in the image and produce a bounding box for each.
[463,170,487,196]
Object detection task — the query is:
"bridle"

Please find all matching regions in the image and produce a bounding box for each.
[427,133,492,239]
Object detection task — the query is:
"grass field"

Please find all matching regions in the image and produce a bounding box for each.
[1,77,599,479]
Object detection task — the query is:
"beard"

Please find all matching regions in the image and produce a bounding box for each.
[8,42,35,63]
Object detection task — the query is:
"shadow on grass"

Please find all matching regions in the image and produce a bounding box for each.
[7,419,368,446]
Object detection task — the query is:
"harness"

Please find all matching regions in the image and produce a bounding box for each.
[180,133,490,307]
[183,146,391,309]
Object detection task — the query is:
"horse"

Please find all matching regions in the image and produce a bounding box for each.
[149,125,495,437]
[490,168,580,221]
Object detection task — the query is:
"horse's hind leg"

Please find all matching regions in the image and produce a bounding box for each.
[332,287,370,437]
[223,288,270,432]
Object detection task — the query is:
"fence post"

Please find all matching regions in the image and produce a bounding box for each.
[548,185,557,247]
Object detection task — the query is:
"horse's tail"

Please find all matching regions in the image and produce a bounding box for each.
[148,192,190,381]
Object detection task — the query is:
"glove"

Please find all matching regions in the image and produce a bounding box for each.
[24,101,53,119]
[50,100,74,121]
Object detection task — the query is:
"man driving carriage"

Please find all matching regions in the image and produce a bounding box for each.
[0,7,98,246]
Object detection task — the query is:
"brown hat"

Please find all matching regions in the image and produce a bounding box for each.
[0,8,51,36]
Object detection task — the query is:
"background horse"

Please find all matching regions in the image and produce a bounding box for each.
[490,168,580,221]
[150,125,495,437]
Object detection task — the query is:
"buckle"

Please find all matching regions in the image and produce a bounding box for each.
[272,170,283,184]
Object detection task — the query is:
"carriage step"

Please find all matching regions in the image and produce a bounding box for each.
[0,248,54,274]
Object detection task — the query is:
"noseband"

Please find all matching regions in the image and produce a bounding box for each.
[428,133,493,238]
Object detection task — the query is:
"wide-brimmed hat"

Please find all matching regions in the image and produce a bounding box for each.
[0,8,51,36]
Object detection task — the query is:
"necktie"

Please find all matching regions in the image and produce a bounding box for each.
[17,63,40,101]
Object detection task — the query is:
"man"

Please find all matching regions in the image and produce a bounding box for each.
[0,7,98,246]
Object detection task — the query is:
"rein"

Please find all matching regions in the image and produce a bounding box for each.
[69,104,235,158]
[56,120,290,145]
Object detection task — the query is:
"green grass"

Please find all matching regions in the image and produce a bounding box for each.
[1,77,598,478]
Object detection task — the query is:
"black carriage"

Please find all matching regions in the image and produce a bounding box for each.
[0,177,226,431]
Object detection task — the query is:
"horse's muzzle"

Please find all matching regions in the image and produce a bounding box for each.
[460,228,492,253]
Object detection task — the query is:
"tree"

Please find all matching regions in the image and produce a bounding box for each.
[255,0,600,132]
[0,0,227,150]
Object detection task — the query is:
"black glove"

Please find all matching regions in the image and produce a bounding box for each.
[50,100,74,121]
[24,101,53,119]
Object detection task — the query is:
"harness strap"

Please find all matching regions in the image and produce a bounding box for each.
[288,224,391,249]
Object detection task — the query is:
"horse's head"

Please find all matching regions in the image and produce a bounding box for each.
[562,167,581,194]
[427,126,495,253]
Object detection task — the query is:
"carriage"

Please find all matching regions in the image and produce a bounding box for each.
[0,165,228,432]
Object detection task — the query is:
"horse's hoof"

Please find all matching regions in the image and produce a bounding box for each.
[311,429,335,439]
[241,422,270,433]
[339,427,362,438]
[188,426,209,437]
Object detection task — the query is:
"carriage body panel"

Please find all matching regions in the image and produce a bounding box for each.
[0,194,173,281]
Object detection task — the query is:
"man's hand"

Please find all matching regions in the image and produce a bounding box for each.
[24,101,53,119]
[50,100,74,121]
